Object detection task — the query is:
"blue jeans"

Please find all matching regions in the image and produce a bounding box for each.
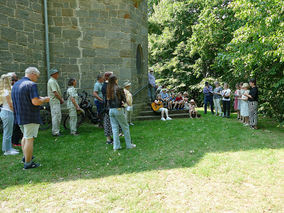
[204,96,214,114]
[0,109,14,152]
[109,108,132,150]
[148,85,156,102]
[95,100,104,126]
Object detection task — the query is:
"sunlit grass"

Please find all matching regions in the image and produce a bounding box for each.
[0,112,283,212]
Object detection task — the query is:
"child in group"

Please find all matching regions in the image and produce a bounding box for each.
[123,81,134,126]
[174,93,184,110]
[239,83,250,126]
[153,95,172,121]
[168,89,175,97]
[167,93,176,110]
[183,92,190,110]
[67,78,83,136]
[189,99,199,118]
[160,89,169,107]
[234,83,241,120]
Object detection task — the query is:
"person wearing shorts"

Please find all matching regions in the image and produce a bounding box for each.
[12,67,50,170]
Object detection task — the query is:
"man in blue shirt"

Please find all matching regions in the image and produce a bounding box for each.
[203,82,214,114]
[148,68,157,102]
[93,74,104,128]
[12,67,50,170]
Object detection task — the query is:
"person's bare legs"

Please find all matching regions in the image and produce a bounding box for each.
[21,137,25,153]
[246,117,249,125]
[174,102,178,109]
[161,109,165,119]
[165,109,169,118]
[24,138,34,163]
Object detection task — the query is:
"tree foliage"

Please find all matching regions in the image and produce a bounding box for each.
[148,0,284,122]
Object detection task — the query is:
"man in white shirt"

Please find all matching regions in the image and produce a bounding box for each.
[47,69,64,136]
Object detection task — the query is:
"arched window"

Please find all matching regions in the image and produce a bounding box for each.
[136,44,143,75]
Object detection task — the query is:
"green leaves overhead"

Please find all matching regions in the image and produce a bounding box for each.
[148,0,284,122]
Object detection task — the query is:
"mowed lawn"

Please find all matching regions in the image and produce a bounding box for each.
[0,112,283,212]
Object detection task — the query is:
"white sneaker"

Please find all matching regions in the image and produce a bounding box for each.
[161,117,166,121]
[127,144,136,149]
[11,148,19,153]
[4,150,19,156]
[166,117,172,120]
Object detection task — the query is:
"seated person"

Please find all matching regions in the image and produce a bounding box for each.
[160,89,169,107]
[183,92,190,110]
[152,95,172,121]
[184,97,190,110]
[174,93,184,110]
[189,99,200,118]
[167,93,176,110]
[168,89,175,96]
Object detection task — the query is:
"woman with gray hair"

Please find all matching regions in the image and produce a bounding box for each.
[213,81,223,116]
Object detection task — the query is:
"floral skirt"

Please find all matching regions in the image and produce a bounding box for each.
[103,113,112,137]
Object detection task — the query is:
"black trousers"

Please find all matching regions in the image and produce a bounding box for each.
[12,124,23,145]
[222,100,231,117]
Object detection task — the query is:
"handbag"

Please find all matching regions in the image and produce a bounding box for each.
[126,106,133,112]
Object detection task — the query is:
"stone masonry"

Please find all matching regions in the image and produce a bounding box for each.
[0,0,148,97]
[0,0,46,94]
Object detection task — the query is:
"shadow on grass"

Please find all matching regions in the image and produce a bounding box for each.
[0,111,283,189]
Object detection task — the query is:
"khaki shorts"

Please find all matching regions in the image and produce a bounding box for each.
[19,123,40,139]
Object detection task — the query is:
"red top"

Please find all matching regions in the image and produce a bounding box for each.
[175,96,183,101]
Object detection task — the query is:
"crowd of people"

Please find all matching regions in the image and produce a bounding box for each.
[149,69,199,120]
[0,67,136,169]
[203,80,259,129]
[148,69,259,128]
[0,67,259,170]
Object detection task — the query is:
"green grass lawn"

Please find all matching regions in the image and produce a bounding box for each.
[0,112,283,212]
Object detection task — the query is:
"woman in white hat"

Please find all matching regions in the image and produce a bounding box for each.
[123,81,134,126]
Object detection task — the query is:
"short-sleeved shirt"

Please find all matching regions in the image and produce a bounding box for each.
[67,86,79,109]
[213,87,222,99]
[248,87,258,102]
[203,86,213,97]
[47,77,61,104]
[222,89,231,101]
[161,92,169,100]
[1,89,12,112]
[93,81,103,101]
[12,77,41,125]
[175,96,183,102]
